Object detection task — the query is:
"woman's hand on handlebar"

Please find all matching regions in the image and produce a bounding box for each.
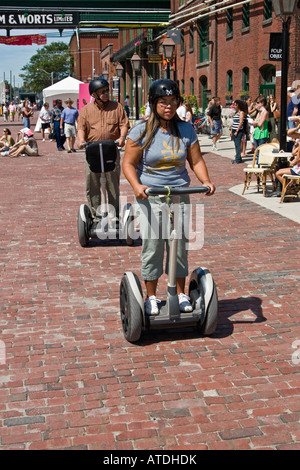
[203,181,216,196]
[133,184,149,200]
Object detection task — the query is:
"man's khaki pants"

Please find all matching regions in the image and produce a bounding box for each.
[85,152,120,222]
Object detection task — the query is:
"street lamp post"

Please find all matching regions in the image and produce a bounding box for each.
[102,71,109,82]
[131,53,141,121]
[116,63,124,103]
[162,37,175,80]
[272,0,297,151]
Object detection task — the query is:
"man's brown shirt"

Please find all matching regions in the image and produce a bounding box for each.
[77,100,129,142]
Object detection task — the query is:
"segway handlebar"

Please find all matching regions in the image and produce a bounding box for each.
[82,141,121,149]
[145,186,210,196]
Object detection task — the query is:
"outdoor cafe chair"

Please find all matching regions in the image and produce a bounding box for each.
[242,142,279,197]
[280,174,300,203]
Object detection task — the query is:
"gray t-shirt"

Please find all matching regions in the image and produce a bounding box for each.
[128,121,198,187]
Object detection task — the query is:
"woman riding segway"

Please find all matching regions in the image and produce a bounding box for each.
[122,79,215,322]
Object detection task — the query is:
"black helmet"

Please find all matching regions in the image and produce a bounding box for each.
[89,78,109,96]
[149,79,180,106]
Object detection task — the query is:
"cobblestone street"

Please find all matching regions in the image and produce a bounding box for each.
[0,120,300,450]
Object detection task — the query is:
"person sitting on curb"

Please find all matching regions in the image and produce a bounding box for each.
[9,129,39,158]
[0,128,15,155]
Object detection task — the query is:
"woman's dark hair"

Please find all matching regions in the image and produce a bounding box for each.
[256,95,267,107]
[234,100,246,111]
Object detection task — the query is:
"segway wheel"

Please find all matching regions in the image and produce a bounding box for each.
[120,273,143,342]
[189,268,218,336]
[77,204,91,247]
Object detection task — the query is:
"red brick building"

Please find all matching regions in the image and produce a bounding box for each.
[69,1,300,116]
[69,31,119,82]
[169,0,300,111]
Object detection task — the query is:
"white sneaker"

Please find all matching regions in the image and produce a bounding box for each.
[42,138,45,142]
[145,296,160,315]
[178,293,193,312]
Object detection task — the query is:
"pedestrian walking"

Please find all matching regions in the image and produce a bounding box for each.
[60,98,79,153]
[51,99,66,151]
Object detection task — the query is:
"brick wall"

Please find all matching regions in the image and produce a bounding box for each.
[171,0,299,112]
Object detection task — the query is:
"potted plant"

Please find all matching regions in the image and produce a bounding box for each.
[240,90,249,100]
[225,92,232,106]
[182,94,200,116]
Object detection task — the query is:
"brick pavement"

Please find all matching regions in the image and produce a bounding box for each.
[0,118,300,450]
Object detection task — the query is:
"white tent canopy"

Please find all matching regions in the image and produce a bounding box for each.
[42,76,84,109]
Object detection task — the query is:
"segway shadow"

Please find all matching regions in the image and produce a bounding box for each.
[120,186,218,343]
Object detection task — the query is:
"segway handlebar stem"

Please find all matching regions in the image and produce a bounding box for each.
[145,186,210,196]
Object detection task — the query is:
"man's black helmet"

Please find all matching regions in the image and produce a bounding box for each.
[149,79,180,106]
[89,78,109,96]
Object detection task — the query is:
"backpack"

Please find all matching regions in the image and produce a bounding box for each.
[85,140,118,173]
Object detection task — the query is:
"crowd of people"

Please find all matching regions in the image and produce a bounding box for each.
[1,85,300,192]
[0,96,81,157]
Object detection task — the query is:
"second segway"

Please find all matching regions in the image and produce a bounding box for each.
[77,140,135,247]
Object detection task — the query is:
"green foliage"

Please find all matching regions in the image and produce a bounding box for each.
[182,94,200,115]
[20,42,71,93]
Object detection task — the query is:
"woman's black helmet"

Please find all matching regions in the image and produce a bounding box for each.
[89,78,109,96]
[149,79,180,107]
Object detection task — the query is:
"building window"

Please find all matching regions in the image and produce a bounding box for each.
[227,8,233,35]
[242,3,250,28]
[181,79,185,94]
[242,67,249,92]
[190,77,194,95]
[226,70,233,93]
[199,18,209,62]
[264,0,272,20]
[181,29,185,53]
[189,25,194,51]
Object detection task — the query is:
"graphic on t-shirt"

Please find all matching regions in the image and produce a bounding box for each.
[145,140,184,173]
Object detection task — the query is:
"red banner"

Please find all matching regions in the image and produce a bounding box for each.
[0,35,47,45]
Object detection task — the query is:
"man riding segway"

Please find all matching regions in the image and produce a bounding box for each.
[77,78,129,229]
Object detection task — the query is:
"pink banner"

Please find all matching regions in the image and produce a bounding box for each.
[79,83,94,111]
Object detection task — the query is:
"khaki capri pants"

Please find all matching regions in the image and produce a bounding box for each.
[135,194,190,281]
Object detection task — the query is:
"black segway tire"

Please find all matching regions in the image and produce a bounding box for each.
[78,204,91,247]
[200,280,218,335]
[189,268,218,336]
[120,273,143,342]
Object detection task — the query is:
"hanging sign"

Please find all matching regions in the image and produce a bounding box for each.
[269,33,282,61]
[0,11,79,28]
[148,54,163,63]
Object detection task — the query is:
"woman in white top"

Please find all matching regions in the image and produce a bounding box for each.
[39,102,52,141]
